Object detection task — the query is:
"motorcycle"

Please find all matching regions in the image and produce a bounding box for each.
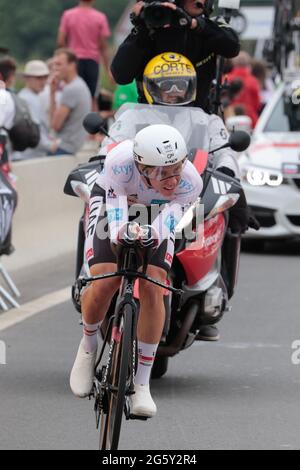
[64,103,250,379]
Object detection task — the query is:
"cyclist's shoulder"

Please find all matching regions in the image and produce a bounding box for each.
[104,140,135,181]
[106,139,133,160]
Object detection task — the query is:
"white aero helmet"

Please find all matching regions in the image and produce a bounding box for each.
[133,124,188,167]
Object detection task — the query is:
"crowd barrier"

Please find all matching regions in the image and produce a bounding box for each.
[3,144,97,273]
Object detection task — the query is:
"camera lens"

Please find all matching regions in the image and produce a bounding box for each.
[143,3,174,29]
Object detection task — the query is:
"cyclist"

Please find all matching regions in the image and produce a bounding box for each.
[70,124,203,417]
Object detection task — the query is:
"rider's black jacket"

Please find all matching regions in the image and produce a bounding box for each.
[111,17,240,112]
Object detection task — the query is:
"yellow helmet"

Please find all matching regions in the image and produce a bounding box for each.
[143,52,197,106]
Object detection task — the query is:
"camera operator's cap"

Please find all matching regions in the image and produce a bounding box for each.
[143,52,197,106]
[23,60,50,77]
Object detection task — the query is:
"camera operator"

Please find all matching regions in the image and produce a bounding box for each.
[111,0,240,112]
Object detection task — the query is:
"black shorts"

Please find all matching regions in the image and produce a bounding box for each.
[85,184,175,273]
[78,59,99,97]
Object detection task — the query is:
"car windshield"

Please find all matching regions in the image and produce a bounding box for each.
[113,103,208,150]
[263,95,300,132]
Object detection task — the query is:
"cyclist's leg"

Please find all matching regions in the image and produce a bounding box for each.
[81,263,119,325]
[70,263,120,398]
[131,240,173,416]
[138,265,167,344]
[138,238,173,344]
[82,182,120,325]
[70,184,120,397]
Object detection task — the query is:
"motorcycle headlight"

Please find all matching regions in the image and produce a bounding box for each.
[242,166,284,187]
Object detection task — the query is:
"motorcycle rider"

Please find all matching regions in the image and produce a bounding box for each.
[70,124,203,417]
[111,0,240,112]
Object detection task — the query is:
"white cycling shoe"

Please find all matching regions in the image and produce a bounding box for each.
[130,384,157,418]
[70,339,97,398]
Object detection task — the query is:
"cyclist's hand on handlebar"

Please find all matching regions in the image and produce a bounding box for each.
[114,222,159,249]
[117,222,143,247]
[137,224,159,249]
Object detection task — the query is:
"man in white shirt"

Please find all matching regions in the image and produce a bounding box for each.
[0,87,14,130]
[0,56,16,132]
[0,60,17,255]
[15,60,60,159]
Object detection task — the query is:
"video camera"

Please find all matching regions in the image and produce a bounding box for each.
[140,0,213,30]
[139,0,240,31]
[141,0,187,30]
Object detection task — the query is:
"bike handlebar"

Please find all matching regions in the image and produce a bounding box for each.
[77,270,183,298]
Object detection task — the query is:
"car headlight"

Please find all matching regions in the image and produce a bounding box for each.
[242,166,284,187]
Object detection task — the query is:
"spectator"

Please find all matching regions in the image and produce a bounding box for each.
[113,81,139,111]
[0,56,17,171]
[14,60,60,159]
[252,60,275,112]
[0,87,15,173]
[0,63,17,256]
[0,55,17,93]
[49,48,92,156]
[57,0,111,106]
[226,51,262,128]
[39,58,64,126]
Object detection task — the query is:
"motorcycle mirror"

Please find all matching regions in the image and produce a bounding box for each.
[228,130,251,152]
[209,130,251,155]
[83,113,107,135]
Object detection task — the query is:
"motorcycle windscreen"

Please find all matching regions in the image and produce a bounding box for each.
[112,103,208,151]
[176,213,226,286]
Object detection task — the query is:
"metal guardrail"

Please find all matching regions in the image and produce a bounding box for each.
[0,263,20,310]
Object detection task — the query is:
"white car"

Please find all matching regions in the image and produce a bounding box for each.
[238,76,300,240]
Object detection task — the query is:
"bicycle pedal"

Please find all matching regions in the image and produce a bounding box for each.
[129,414,149,421]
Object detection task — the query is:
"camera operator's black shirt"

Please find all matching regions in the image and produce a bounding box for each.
[111,17,240,112]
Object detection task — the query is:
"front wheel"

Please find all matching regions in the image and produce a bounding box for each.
[99,305,133,450]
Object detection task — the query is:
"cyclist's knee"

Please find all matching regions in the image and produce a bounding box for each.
[90,278,119,301]
[88,263,120,300]
[139,266,167,300]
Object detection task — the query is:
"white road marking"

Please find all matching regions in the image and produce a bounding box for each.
[215,342,283,349]
[194,342,284,349]
[0,287,71,332]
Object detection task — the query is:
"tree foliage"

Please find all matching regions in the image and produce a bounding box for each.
[0,0,127,61]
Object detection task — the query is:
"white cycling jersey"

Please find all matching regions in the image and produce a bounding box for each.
[95,139,203,244]
[0,90,15,130]
[101,104,240,178]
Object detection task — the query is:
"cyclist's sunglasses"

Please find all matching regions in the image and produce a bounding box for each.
[138,159,187,182]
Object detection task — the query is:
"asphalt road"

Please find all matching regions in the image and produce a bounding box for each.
[0,242,300,450]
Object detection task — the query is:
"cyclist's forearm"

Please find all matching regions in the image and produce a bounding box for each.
[106,185,129,243]
[152,202,184,244]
